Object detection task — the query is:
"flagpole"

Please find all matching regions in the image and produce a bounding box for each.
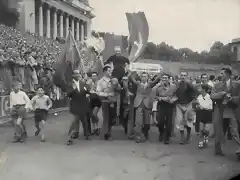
[69,29,87,74]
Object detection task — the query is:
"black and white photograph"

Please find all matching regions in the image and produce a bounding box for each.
[0,0,240,179]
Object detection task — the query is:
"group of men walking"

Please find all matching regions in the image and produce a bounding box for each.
[9,50,240,160]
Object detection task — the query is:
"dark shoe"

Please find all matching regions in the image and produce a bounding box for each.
[158,133,163,142]
[22,132,28,139]
[91,129,96,135]
[104,133,111,140]
[35,129,40,136]
[144,133,149,140]
[85,135,90,140]
[95,129,100,136]
[215,152,225,156]
[12,138,20,143]
[215,142,225,156]
[135,136,146,143]
[185,137,191,144]
[66,139,73,146]
[180,138,185,145]
[135,136,141,143]
[180,131,185,145]
[71,133,79,139]
[124,127,128,134]
[236,150,240,161]
[19,139,25,143]
[128,135,134,140]
[227,135,232,140]
[164,140,170,144]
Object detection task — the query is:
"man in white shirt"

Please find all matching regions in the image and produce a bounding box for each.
[96,65,115,140]
[10,82,30,143]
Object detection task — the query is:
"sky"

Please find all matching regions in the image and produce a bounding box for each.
[89,0,240,52]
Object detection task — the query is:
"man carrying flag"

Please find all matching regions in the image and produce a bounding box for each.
[53,32,91,145]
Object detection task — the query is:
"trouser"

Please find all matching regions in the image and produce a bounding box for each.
[12,105,27,140]
[126,102,136,137]
[100,101,116,137]
[157,102,174,141]
[86,112,92,134]
[223,118,232,137]
[135,102,151,138]
[175,103,194,131]
[195,110,201,133]
[68,114,89,139]
[215,110,240,153]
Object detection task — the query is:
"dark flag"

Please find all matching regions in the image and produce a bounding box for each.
[53,32,82,92]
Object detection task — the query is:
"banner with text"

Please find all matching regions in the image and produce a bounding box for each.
[130,63,163,73]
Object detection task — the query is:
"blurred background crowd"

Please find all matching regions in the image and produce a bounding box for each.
[0,24,67,108]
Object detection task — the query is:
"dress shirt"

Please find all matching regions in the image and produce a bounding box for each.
[197,93,213,110]
[207,81,214,88]
[9,90,30,109]
[73,79,80,91]
[31,95,52,110]
[226,79,231,92]
[141,82,148,89]
[96,76,112,97]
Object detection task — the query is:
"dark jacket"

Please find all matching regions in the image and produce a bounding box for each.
[68,80,90,116]
[176,81,197,104]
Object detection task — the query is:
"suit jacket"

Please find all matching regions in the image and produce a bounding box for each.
[68,80,90,116]
[134,82,154,109]
[211,80,240,109]
[156,83,177,104]
[211,80,240,143]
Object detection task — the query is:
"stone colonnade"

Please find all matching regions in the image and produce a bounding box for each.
[37,1,89,41]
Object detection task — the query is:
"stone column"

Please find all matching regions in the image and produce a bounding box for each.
[53,8,57,39]
[81,21,85,41]
[87,19,92,38]
[76,20,80,41]
[46,5,51,38]
[59,11,64,38]
[71,17,75,39]
[38,3,43,36]
[65,15,69,37]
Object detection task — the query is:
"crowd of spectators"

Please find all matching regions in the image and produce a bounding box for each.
[0,23,65,99]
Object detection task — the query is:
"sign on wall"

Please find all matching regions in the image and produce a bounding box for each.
[0,96,10,117]
[130,63,163,73]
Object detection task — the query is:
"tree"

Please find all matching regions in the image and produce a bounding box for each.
[143,42,158,59]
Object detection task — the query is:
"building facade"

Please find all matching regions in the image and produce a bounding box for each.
[16,0,94,41]
[229,38,240,62]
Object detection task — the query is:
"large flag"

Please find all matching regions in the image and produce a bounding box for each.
[83,33,105,74]
[126,12,149,62]
[53,32,82,92]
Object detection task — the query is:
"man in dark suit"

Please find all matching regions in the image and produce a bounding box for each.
[211,68,240,158]
[67,70,90,145]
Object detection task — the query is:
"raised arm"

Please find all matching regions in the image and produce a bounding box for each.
[148,72,164,88]
[129,71,140,85]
